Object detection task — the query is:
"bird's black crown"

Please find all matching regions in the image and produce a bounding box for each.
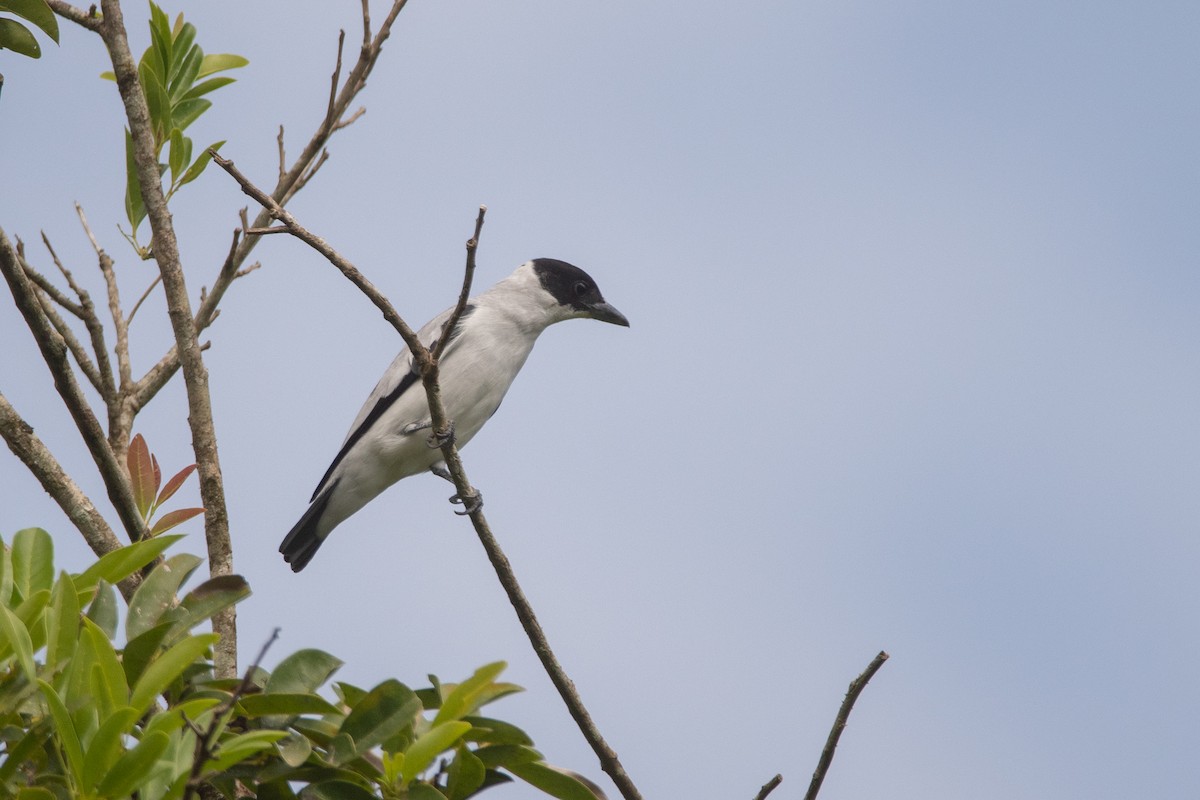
[532,258,608,311]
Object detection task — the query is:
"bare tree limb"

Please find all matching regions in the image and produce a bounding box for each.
[209,156,645,800]
[753,775,783,800]
[41,229,117,402]
[804,651,890,800]
[46,0,102,31]
[97,0,236,678]
[126,274,163,325]
[0,391,138,600]
[1,225,147,543]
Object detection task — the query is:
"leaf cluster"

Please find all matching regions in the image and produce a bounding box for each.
[0,530,602,800]
[101,2,247,255]
[0,0,58,60]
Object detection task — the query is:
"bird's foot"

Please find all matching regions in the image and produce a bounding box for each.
[450,489,483,516]
[427,420,456,449]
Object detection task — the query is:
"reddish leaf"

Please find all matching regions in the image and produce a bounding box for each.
[149,507,204,536]
[128,434,157,518]
[157,464,196,508]
[152,454,162,496]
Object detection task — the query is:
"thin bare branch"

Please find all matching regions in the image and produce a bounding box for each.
[753,775,783,800]
[1,226,147,544]
[78,203,132,392]
[126,274,162,325]
[33,283,105,393]
[276,125,286,182]
[332,106,365,132]
[804,651,890,800]
[183,628,280,800]
[324,30,346,132]
[45,0,102,31]
[245,227,291,236]
[31,235,85,318]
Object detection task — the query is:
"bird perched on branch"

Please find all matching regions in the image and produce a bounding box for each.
[280,258,629,571]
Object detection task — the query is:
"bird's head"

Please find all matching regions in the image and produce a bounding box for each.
[530,258,630,328]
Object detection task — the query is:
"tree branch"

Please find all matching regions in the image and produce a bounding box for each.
[753,775,783,800]
[0,391,136,600]
[0,225,147,543]
[97,0,236,678]
[46,0,102,31]
[209,157,645,800]
[804,651,890,800]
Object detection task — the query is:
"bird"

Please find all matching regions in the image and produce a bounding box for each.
[279,258,629,571]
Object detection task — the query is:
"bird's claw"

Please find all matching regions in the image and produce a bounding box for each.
[450,490,483,516]
[427,421,456,449]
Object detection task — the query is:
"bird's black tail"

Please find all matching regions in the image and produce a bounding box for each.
[280,480,338,572]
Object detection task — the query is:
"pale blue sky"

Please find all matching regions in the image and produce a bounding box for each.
[3,2,1199,798]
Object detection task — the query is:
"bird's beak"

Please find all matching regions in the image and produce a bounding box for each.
[586,301,630,327]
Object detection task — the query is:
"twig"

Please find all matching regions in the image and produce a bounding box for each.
[97,0,236,678]
[244,227,291,236]
[182,628,280,800]
[804,651,890,800]
[209,161,645,800]
[0,225,147,543]
[41,230,117,401]
[753,775,783,800]
[45,0,102,31]
[78,203,131,392]
[126,274,163,325]
[324,30,346,132]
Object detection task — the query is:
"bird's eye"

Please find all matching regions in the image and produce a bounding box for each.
[573,281,589,296]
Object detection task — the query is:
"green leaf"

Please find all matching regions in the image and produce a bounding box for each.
[139,59,172,144]
[170,96,211,133]
[0,0,57,41]
[400,721,471,785]
[156,463,196,508]
[15,786,57,800]
[298,780,377,800]
[239,692,341,717]
[473,744,543,770]
[0,18,41,58]
[150,506,204,536]
[127,553,203,641]
[123,620,174,687]
[177,139,224,187]
[166,574,250,643]
[506,762,605,800]
[75,534,183,591]
[462,716,534,746]
[0,534,13,605]
[168,40,203,102]
[206,730,289,771]
[182,75,235,101]
[267,648,344,695]
[95,730,169,797]
[11,527,54,599]
[276,731,314,768]
[46,571,81,671]
[82,706,140,791]
[0,603,35,680]
[129,632,218,713]
[446,746,486,800]
[38,680,85,786]
[197,52,248,78]
[81,617,130,711]
[168,128,186,184]
[85,580,118,639]
[124,128,147,236]
[147,1,172,79]
[340,680,421,758]
[405,785,448,800]
[434,661,509,725]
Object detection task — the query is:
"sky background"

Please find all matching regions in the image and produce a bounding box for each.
[3,1,1200,798]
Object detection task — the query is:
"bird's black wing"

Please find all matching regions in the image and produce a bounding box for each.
[308,304,476,501]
